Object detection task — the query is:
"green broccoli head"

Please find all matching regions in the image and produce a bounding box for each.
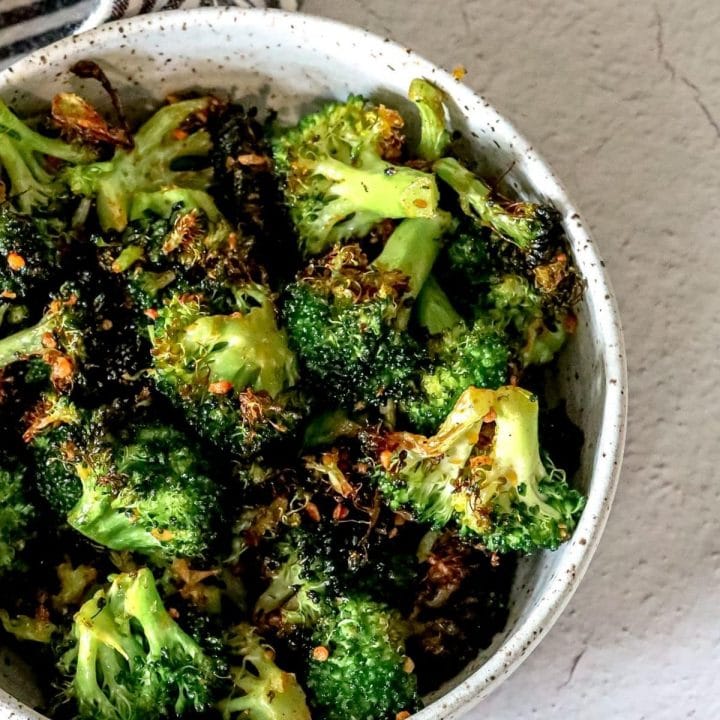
[0,461,34,576]
[408,78,451,162]
[26,395,223,561]
[405,275,510,433]
[374,385,585,554]
[284,216,449,409]
[60,568,221,720]
[481,273,574,367]
[305,594,419,720]
[150,285,303,458]
[0,98,96,214]
[0,281,85,391]
[65,97,221,232]
[218,623,312,720]
[434,156,560,252]
[272,96,440,256]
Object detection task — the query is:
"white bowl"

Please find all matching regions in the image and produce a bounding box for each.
[0,8,627,719]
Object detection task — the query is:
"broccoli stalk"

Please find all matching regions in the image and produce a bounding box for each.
[434,156,559,250]
[0,98,95,213]
[65,97,218,231]
[403,274,509,433]
[284,214,450,408]
[217,623,311,720]
[408,78,451,162]
[62,569,220,720]
[273,95,440,255]
[375,385,585,553]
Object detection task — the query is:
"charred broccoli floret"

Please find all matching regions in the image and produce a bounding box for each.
[0,282,85,391]
[0,461,34,576]
[273,96,439,256]
[373,385,585,553]
[65,97,221,231]
[404,275,509,433]
[284,215,450,408]
[25,394,223,561]
[218,623,311,720]
[305,594,419,720]
[0,98,95,213]
[60,568,222,719]
[150,282,303,459]
[434,156,560,252]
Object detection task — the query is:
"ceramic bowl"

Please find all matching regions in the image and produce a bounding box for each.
[0,8,627,719]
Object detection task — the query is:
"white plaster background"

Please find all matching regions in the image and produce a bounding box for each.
[303,1,720,718]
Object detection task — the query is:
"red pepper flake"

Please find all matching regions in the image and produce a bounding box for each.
[305,502,321,523]
[144,308,159,321]
[208,380,233,395]
[452,64,467,80]
[413,198,428,209]
[172,128,189,141]
[312,646,329,662]
[7,252,25,270]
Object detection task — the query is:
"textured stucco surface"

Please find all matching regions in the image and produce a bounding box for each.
[305,0,720,718]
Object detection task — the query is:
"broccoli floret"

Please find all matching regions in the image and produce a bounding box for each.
[0,204,67,329]
[272,96,440,256]
[483,274,573,366]
[217,623,311,720]
[0,282,85,391]
[408,78,451,162]
[0,461,34,576]
[305,594,419,720]
[404,275,509,433]
[373,385,585,553]
[0,609,56,643]
[60,568,221,719]
[100,187,244,310]
[434,156,560,252]
[65,97,220,231]
[26,395,223,561]
[284,215,450,408]
[150,283,304,459]
[0,98,95,213]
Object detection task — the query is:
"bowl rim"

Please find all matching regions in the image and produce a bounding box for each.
[0,7,627,720]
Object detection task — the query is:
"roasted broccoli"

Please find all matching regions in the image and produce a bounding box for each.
[25,394,224,561]
[373,385,585,553]
[65,97,220,231]
[60,568,221,719]
[218,623,311,720]
[0,282,85,391]
[0,98,95,214]
[273,95,440,256]
[434,156,560,252]
[150,283,304,459]
[284,214,450,408]
[305,594,419,720]
[404,274,510,433]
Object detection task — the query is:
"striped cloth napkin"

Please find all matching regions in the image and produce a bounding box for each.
[0,0,299,70]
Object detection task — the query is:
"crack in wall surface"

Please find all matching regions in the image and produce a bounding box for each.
[654,6,720,141]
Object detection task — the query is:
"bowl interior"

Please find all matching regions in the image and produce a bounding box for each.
[0,9,626,719]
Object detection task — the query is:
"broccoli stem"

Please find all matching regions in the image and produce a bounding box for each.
[434,157,543,249]
[408,78,451,162]
[414,274,463,335]
[373,213,451,298]
[310,154,439,220]
[0,314,52,368]
[0,99,94,164]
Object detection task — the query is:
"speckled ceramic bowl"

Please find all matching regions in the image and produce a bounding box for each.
[0,8,627,720]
